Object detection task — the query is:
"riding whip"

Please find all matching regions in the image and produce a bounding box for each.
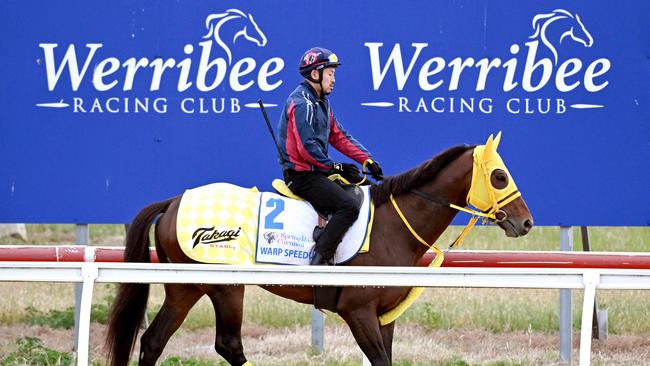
[257,99,287,166]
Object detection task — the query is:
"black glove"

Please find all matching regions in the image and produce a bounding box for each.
[330,163,363,183]
[366,160,384,181]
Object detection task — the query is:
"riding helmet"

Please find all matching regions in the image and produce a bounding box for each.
[298,47,341,78]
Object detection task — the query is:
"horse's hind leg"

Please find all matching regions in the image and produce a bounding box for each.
[138,284,204,365]
[339,308,390,366]
[203,285,248,366]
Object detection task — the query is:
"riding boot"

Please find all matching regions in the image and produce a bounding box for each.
[309,251,331,265]
[309,247,333,265]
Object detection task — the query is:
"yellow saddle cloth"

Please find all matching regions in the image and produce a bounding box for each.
[176,183,261,264]
[176,182,372,265]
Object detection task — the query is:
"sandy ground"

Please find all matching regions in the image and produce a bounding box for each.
[0,323,649,365]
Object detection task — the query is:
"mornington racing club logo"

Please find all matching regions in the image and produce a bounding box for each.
[36,8,283,114]
[361,8,610,115]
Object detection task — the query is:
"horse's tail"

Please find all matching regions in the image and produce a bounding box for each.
[105,197,175,366]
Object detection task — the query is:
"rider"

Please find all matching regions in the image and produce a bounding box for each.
[277,47,384,265]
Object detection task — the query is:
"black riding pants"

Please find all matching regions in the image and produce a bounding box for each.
[283,170,360,259]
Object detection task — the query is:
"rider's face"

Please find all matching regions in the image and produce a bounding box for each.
[321,68,335,94]
[310,67,336,95]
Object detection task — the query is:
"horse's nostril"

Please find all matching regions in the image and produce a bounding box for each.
[523,219,533,230]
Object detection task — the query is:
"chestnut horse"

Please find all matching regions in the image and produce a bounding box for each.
[106,135,533,366]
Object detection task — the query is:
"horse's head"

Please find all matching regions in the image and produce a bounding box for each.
[203,9,267,64]
[559,12,593,48]
[231,12,267,47]
[530,9,593,64]
[468,132,533,237]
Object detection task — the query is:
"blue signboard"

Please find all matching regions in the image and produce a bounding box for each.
[1,0,648,225]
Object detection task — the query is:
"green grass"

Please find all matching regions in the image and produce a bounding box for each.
[204,359,526,366]
[244,291,313,327]
[24,293,113,329]
[401,287,650,334]
[136,358,522,366]
[434,225,650,252]
[393,358,471,366]
[0,337,73,366]
[158,356,227,366]
[1,224,126,245]
[0,336,213,366]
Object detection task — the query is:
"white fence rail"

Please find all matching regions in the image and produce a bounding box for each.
[1,262,649,366]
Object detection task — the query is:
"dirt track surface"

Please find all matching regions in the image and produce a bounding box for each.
[1,323,649,365]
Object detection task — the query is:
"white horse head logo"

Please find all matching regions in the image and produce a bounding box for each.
[529,9,594,65]
[203,9,267,64]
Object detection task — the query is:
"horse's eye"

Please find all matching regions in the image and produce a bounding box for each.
[490,169,509,189]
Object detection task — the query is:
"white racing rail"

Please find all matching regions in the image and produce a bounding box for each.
[1,262,649,366]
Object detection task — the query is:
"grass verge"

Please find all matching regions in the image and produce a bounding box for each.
[0,337,73,366]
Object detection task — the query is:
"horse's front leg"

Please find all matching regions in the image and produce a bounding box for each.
[380,321,395,363]
[339,307,390,366]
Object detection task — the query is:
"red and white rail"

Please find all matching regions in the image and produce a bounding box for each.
[2,245,650,269]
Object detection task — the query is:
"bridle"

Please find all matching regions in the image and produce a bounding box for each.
[389,133,521,267]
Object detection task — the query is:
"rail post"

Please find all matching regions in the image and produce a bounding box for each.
[559,226,573,363]
[74,224,89,350]
[311,307,324,355]
[579,271,600,366]
[76,263,98,366]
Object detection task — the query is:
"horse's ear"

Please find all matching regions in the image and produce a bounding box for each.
[484,133,494,149]
[204,13,228,38]
[493,131,502,151]
[483,133,496,160]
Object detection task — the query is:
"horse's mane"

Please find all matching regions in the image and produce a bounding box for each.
[370,145,474,206]
[530,9,572,36]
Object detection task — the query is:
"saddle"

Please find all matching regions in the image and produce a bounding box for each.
[271,177,365,215]
[272,177,364,244]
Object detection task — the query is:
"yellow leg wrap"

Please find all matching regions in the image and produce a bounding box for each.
[242,362,253,366]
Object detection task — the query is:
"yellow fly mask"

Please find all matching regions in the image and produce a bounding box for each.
[467,131,521,221]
